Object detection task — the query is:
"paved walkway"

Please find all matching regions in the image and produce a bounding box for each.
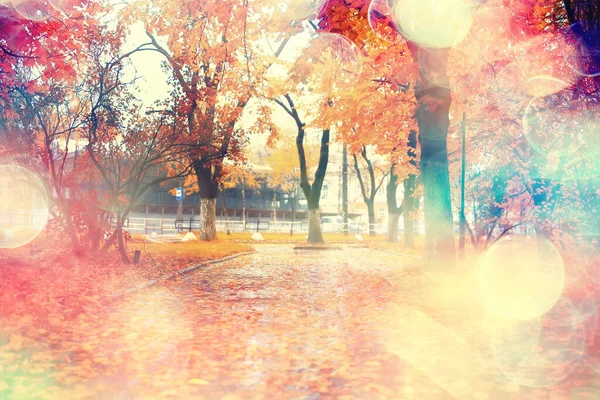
[73,245,600,399]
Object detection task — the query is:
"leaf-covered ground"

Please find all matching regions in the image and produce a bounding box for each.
[1,241,600,398]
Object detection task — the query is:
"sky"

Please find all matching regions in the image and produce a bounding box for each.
[120,10,322,154]
[122,21,171,107]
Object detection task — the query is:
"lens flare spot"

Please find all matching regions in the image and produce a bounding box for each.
[522,93,590,158]
[488,62,529,116]
[268,0,326,22]
[569,387,600,399]
[491,298,585,387]
[490,318,541,379]
[525,75,571,98]
[418,47,452,88]
[562,23,600,78]
[368,0,403,44]
[586,250,600,286]
[392,0,474,49]
[0,165,49,249]
[384,308,487,399]
[11,0,51,21]
[479,236,564,321]
[47,0,79,17]
[559,290,600,328]
[289,32,363,96]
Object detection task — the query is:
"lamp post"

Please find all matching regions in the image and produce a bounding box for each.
[342,143,348,235]
[459,112,467,261]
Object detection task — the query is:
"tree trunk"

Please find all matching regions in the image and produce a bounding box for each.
[403,130,419,248]
[387,212,401,243]
[387,165,401,243]
[292,190,297,222]
[353,148,384,239]
[307,208,324,243]
[222,186,230,234]
[280,93,329,244]
[403,174,417,248]
[194,164,219,241]
[410,45,456,268]
[273,190,277,224]
[297,127,329,244]
[242,180,246,225]
[564,0,600,90]
[367,200,376,237]
[116,225,130,264]
[65,217,85,257]
[421,157,455,267]
[100,226,118,254]
[200,198,217,241]
[342,143,349,236]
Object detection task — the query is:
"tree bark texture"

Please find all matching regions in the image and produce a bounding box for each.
[410,45,456,268]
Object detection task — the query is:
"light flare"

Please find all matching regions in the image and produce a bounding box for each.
[392,0,475,49]
[523,94,591,158]
[490,298,586,387]
[0,165,50,249]
[478,236,564,321]
[368,0,403,44]
[11,0,51,21]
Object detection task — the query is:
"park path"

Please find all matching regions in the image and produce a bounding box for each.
[65,245,600,399]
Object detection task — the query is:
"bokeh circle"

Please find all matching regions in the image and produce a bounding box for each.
[478,236,564,321]
[0,165,50,248]
[392,0,474,49]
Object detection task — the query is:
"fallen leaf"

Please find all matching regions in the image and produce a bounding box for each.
[187,378,209,385]
[9,334,22,349]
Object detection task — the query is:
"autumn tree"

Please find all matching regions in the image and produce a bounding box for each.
[273,94,330,243]
[385,130,420,245]
[0,1,124,255]
[122,0,290,241]
[563,0,600,89]
[87,111,194,263]
[312,1,419,246]
[0,1,196,261]
[265,28,366,243]
[0,0,91,103]
[352,146,389,236]
[264,135,319,223]
[2,73,103,254]
[317,1,470,263]
[219,160,260,226]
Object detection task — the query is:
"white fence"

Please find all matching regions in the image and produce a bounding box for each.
[120,217,380,235]
[0,211,49,230]
[0,212,420,236]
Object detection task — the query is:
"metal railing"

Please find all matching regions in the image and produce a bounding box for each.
[0,212,419,237]
[121,216,403,235]
[0,212,49,229]
[119,217,381,235]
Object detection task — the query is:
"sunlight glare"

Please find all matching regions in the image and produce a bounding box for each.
[11,0,51,21]
[491,298,586,387]
[289,32,363,96]
[562,23,600,78]
[478,236,564,321]
[525,75,572,98]
[392,0,474,49]
[384,308,487,398]
[0,165,49,249]
[523,94,590,158]
[368,0,403,44]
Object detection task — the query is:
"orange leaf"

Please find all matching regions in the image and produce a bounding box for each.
[187,378,209,385]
